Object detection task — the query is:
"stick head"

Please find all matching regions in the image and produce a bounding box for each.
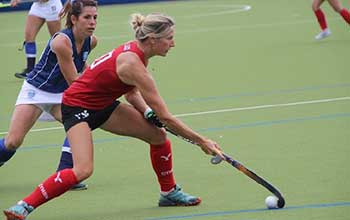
[277,197,285,208]
[210,155,223,164]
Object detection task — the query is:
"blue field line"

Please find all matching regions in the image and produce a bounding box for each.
[18,136,130,151]
[16,112,350,151]
[167,83,350,104]
[144,201,350,220]
[1,83,350,121]
[196,112,350,133]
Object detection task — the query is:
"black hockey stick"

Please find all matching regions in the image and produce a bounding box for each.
[164,127,285,208]
[218,153,285,208]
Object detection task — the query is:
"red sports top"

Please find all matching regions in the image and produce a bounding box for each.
[62,41,146,110]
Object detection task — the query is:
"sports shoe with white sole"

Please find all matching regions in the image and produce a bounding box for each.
[70,182,88,191]
[3,201,34,220]
[158,184,201,206]
[315,28,331,40]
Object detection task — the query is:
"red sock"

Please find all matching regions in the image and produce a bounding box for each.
[150,139,176,192]
[23,169,78,208]
[340,8,350,24]
[314,9,328,30]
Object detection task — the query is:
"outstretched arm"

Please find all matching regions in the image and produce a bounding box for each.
[117,52,223,158]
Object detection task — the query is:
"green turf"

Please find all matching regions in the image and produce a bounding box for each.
[0,0,349,219]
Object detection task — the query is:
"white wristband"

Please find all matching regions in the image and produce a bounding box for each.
[144,107,153,118]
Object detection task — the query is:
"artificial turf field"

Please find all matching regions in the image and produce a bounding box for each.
[0,0,350,219]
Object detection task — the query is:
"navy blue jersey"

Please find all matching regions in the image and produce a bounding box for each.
[26,28,92,93]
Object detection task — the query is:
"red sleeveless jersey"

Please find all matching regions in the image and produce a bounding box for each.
[62,41,146,110]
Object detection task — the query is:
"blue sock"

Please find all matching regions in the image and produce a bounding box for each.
[25,42,36,57]
[56,137,73,171]
[0,138,16,165]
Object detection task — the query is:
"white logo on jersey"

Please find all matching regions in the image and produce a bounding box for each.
[83,51,89,62]
[160,153,172,161]
[123,43,131,51]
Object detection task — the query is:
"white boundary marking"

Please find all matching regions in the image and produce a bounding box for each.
[0,17,342,48]
[182,5,251,18]
[175,96,350,117]
[0,96,349,135]
[0,4,251,34]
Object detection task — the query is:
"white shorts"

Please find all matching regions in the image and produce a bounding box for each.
[16,81,63,121]
[28,0,63,21]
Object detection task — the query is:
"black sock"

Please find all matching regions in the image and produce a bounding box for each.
[27,57,35,71]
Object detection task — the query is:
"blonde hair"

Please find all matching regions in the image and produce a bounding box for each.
[130,13,175,42]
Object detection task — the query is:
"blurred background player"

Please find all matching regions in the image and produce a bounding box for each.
[3,12,224,220]
[11,0,63,78]
[312,0,350,40]
[0,0,98,192]
[59,0,74,18]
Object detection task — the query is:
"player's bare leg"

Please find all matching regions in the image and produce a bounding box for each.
[101,103,201,206]
[15,15,45,79]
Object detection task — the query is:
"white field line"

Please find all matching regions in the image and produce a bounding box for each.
[0,17,341,48]
[182,5,251,18]
[0,2,342,48]
[175,96,350,117]
[0,4,251,34]
[0,4,251,37]
[0,96,349,135]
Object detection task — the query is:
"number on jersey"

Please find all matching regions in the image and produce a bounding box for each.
[90,51,113,70]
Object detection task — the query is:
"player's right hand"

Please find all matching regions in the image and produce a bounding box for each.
[199,139,224,160]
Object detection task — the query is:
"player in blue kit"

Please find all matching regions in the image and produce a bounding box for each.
[10,0,63,78]
[0,0,98,190]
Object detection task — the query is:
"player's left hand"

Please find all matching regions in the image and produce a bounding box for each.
[144,109,164,128]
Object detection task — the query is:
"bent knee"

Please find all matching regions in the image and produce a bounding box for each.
[311,0,322,11]
[73,166,94,181]
[312,4,321,11]
[5,135,24,150]
[332,7,342,13]
[149,128,167,145]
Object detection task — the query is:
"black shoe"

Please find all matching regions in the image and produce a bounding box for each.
[14,69,29,79]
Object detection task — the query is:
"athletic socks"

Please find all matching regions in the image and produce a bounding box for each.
[23,169,78,208]
[150,139,176,192]
[314,8,350,30]
[24,42,36,71]
[0,138,16,165]
[56,137,73,171]
[340,8,350,24]
[314,9,328,30]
